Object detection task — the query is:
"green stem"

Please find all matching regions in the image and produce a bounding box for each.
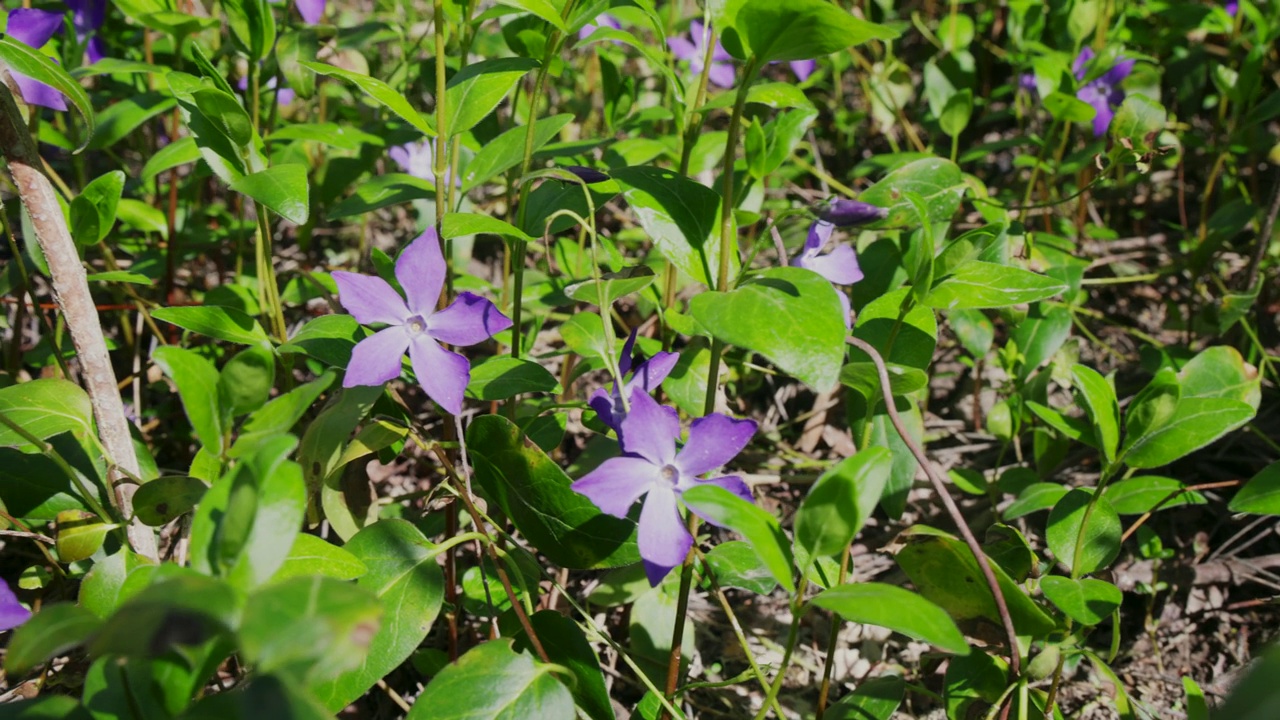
[750,577,809,720]
[661,513,700,719]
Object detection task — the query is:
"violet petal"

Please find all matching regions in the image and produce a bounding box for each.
[638,487,692,586]
[618,390,679,466]
[1101,57,1135,88]
[628,351,679,394]
[332,271,410,326]
[296,0,325,24]
[395,229,447,317]
[790,60,816,82]
[343,326,410,388]
[588,387,621,433]
[571,455,662,517]
[805,244,864,286]
[0,582,30,632]
[427,292,512,347]
[1073,47,1095,80]
[707,62,736,89]
[7,8,63,49]
[408,334,471,416]
[668,36,697,62]
[618,328,638,377]
[676,413,756,477]
[13,73,68,111]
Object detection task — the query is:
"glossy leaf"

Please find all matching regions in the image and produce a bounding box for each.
[133,476,209,526]
[811,583,969,655]
[303,62,434,137]
[0,379,94,447]
[611,166,727,288]
[511,611,614,720]
[1072,365,1120,463]
[0,36,95,151]
[857,157,965,228]
[462,114,573,192]
[465,356,562,401]
[218,345,276,419]
[681,484,795,592]
[690,267,846,392]
[719,0,897,63]
[703,541,777,595]
[327,173,435,219]
[271,534,368,583]
[312,520,445,710]
[468,415,639,569]
[152,346,225,452]
[1039,576,1121,626]
[1045,489,1121,576]
[1102,476,1206,515]
[1229,461,1280,515]
[795,448,893,563]
[446,58,539,137]
[1121,398,1255,469]
[826,676,905,720]
[442,212,536,244]
[566,266,657,307]
[55,510,116,563]
[924,261,1067,310]
[408,640,573,719]
[151,306,271,346]
[231,372,335,458]
[229,164,311,225]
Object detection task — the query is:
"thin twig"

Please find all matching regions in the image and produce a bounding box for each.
[847,336,1021,676]
[1242,169,1280,292]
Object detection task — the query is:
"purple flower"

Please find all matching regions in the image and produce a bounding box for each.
[388,140,459,186]
[668,20,735,89]
[579,13,621,41]
[818,198,888,228]
[572,391,756,585]
[1018,72,1038,94]
[0,582,30,632]
[790,60,816,82]
[588,330,678,433]
[792,221,865,327]
[237,75,295,107]
[1225,0,1239,16]
[1074,47,1135,137]
[332,228,512,415]
[64,0,107,64]
[5,8,67,111]
[297,0,325,24]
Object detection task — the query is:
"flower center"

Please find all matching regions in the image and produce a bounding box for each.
[406,315,427,335]
[659,464,680,487]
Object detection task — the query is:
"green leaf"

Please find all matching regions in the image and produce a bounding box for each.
[300,386,381,541]
[1003,483,1070,520]
[511,611,614,720]
[191,88,254,148]
[239,576,382,683]
[267,122,384,150]
[494,0,570,33]
[892,527,1056,636]
[1110,95,1166,152]
[1045,489,1121,576]
[1120,367,1179,455]
[611,166,728,288]
[231,372,335,458]
[55,510,115,563]
[850,287,938,371]
[217,345,276,419]
[0,36,96,151]
[1102,476,1206,515]
[408,639,574,719]
[565,266,657,307]
[312,520,445,710]
[1044,91,1096,123]
[1229,461,1280,515]
[326,173,435,220]
[465,356,561,401]
[839,362,928,401]
[462,113,573,192]
[939,89,974,138]
[468,415,639,569]
[1071,365,1119,464]
[89,569,238,660]
[229,164,311,225]
[924,261,1067,310]
[1011,305,1072,379]
[73,171,126,245]
[1039,576,1121,626]
[222,0,275,61]
[446,58,539,137]
[0,379,93,447]
[826,675,905,720]
[857,157,966,228]
[151,305,271,346]
[277,315,363,369]
[303,62,434,137]
[132,476,209,526]
[79,547,152,619]
[442,212,536,244]
[681,484,795,593]
[690,267,846,392]
[0,450,88,519]
[795,448,893,563]
[1178,345,1261,407]
[4,603,102,676]
[271,534,368,583]
[152,346,224,452]
[1121,398,1255,469]
[703,540,778,595]
[719,0,897,63]
[89,92,176,150]
[811,583,969,655]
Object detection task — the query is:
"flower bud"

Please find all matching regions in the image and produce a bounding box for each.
[818,198,887,227]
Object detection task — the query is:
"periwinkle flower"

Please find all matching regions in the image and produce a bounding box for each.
[1225,0,1239,16]
[1018,72,1038,94]
[588,330,678,433]
[818,198,888,228]
[4,8,67,111]
[332,228,512,415]
[388,140,459,186]
[65,0,107,64]
[668,20,735,89]
[790,60,816,82]
[0,582,30,632]
[270,0,324,24]
[561,165,611,185]
[572,391,757,585]
[237,74,295,107]
[579,13,621,41]
[1073,47,1135,137]
[792,220,868,327]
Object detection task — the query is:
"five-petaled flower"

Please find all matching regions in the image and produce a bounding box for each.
[572,391,757,585]
[669,20,735,89]
[588,330,678,433]
[332,229,512,415]
[1073,47,1135,138]
[5,8,68,111]
[0,581,30,633]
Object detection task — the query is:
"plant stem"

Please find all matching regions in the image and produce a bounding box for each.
[660,513,699,719]
[750,577,809,720]
[815,545,852,718]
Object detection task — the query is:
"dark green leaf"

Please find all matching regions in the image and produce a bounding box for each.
[1045,489,1121,576]
[230,164,311,225]
[811,583,969,655]
[152,346,224,452]
[326,173,435,220]
[681,484,795,593]
[1039,576,1121,626]
[4,604,102,676]
[719,0,897,63]
[133,476,209,526]
[794,448,892,562]
[152,305,271,346]
[512,611,614,720]
[703,541,777,595]
[1229,461,1280,515]
[611,166,728,289]
[826,675,905,720]
[407,639,574,719]
[465,356,561,401]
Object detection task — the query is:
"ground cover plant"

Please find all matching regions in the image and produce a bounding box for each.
[1,0,1279,717]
